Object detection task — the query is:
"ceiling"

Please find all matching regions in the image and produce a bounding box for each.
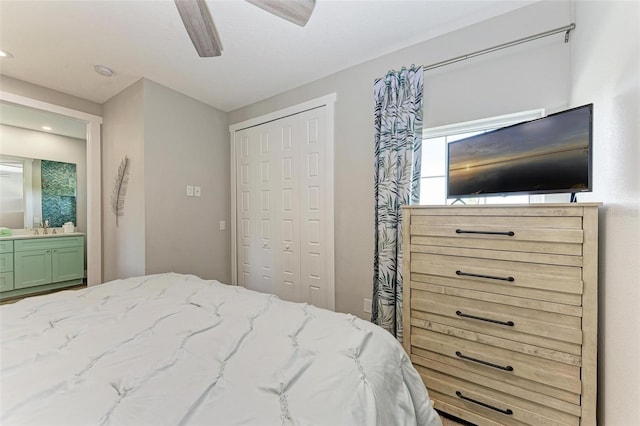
[0,0,537,113]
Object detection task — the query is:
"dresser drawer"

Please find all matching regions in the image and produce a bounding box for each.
[411,273,582,306]
[411,216,583,242]
[410,214,584,257]
[418,365,580,426]
[411,327,581,394]
[411,234,583,257]
[411,242,583,268]
[409,224,583,245]
[412,352,581,414]
[413,214,583,230]
[412,252,583,294]
[412,347,580,406]
[0,252,13,272]
[411,309,582,361]
[411,288,582,345]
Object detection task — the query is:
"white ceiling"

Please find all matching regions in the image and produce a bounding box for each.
[0,0,537,112]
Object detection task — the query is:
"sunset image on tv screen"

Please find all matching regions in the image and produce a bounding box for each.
[448,105,591,198]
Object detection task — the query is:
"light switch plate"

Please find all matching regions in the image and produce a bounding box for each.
[363,298,372,314]
[219,220,226,231]
[186,185,194,196]
[194,186,201,197]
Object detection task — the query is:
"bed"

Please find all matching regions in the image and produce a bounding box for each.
[0,273,441,425]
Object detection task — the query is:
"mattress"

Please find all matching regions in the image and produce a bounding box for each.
[0,273,441,425]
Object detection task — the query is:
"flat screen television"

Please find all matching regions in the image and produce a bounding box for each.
[447,104,593,199]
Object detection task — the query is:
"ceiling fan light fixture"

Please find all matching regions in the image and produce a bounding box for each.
[175,0,223,57]
[246,0,316,27]
[173,0,315,58]
[94,65,114,77]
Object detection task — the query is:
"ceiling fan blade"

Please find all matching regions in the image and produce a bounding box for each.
[246,0,316,27]
[174,0,223,57]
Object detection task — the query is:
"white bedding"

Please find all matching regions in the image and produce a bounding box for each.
[1,273,441,426]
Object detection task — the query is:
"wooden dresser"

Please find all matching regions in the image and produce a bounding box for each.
[402,203,600,426]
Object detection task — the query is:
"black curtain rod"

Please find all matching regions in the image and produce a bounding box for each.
[423,23,576,72]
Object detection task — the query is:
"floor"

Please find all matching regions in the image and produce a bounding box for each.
[0,284,86,305]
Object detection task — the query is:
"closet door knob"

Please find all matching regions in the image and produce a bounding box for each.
[263,242,268,248]
[285,244,290,250]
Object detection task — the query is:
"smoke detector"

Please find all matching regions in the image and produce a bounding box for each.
[94,65,114,77]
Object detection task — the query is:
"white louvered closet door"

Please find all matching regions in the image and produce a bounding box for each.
[235,107,331,309]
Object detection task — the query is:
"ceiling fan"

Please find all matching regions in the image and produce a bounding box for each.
[174,0,316,57]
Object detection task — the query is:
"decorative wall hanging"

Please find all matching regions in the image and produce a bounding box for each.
[41,159,77,227]
[111,156,130,226]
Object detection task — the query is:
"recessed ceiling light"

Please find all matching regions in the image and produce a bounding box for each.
[42,126,52,131]
[94,65,114,77]
[0,50,14,58]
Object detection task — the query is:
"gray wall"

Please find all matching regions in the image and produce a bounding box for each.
[102,80,146,281]
[229,1,573,319]
[143,79,231,283]
[0,125,87,232]
[569,1,640,424]
[101,79,230,283]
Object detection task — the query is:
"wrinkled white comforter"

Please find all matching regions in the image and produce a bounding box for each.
[0,273,441,426]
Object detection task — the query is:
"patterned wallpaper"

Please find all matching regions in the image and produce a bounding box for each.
[41,160,77,227]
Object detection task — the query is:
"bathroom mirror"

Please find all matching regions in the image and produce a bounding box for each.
[0,155,77,229]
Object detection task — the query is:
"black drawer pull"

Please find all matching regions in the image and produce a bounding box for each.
[456,270,515,282]
[456,229,515,236]
[455,351,514,371]
[456,310,515,327]
[456,391,514,415]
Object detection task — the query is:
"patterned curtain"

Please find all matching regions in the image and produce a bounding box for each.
[372,66,424,341]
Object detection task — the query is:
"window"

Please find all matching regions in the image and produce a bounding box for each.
[420,109,545,205]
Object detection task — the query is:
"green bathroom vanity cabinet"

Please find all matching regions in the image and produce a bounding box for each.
[0,234,85,301]
[0,240,14,292]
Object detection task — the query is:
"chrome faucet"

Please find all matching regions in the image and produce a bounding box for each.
[43,219,49,235]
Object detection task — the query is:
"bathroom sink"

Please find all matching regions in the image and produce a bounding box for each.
[0,231,83,240]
